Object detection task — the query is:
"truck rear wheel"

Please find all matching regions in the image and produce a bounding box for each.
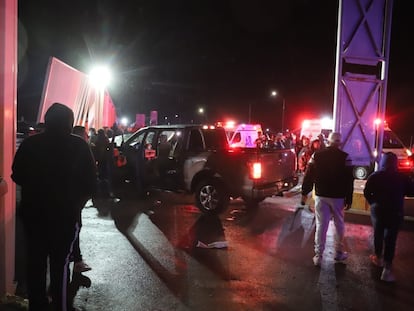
[195,178,229,214]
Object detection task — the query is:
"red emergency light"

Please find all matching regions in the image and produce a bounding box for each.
[374,118,382,126]
[398,159,414,170]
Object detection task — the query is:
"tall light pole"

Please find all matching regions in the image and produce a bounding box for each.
[271,91,285,133]
[281,98,286,133]
[248,103,252,123]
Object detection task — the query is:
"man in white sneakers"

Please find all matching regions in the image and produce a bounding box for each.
[301,132,354,266]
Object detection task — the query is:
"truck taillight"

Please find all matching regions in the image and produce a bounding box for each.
[250,162,262,179]
[399,159,413,169]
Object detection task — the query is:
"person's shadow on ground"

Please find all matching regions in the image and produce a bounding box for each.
[68,272,92,307]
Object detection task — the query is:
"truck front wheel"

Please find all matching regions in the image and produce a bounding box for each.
[195,178,229,214]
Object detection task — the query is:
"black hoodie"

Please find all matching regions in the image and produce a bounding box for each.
[301,145,354,204]
[364,152,414,218]
[11,103,97,226]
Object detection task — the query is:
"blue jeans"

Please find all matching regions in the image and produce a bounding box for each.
[370,205,402,267]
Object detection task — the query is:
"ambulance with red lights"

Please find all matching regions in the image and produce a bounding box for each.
[351,121,413,179]
[381,123,413,174]
[300,118,413,179]
[219,121,263,148]
[300,118,333,142]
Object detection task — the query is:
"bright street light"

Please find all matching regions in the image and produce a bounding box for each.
[89,65,112,88]
[271,90,285,133]
[120,117,129,126]
[198,107,207,122]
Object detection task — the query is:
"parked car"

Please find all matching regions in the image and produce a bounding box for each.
[118,124,298,214]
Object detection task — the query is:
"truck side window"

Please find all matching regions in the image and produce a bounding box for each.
[203,128,228,150]
[143,131,156,160]
[188,129,204,151]
[145,131,155,146]
[157,130,175,158]
[170,132,183,157]
[129,131,145,149]
[383,130,403,149]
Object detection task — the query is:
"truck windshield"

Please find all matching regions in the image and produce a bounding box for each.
[383,130,404,149]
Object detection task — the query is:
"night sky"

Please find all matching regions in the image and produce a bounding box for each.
[17,0,414,144]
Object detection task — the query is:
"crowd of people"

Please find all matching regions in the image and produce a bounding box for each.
[254,130,327,174]
[9,103,414,310]
[254,131,295,150]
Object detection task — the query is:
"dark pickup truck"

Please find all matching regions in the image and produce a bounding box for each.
[118,124,298,214]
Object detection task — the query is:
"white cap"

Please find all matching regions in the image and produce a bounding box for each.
[327,132,341,145]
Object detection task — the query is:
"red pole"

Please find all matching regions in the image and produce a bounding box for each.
[0,0,18,296]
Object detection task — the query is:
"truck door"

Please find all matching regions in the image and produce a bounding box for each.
[141,130,157,187]
[123,130,145,183]
[124,128,157,189]
[153,129,184,190]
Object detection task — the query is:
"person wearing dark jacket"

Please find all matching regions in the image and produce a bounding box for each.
[94,128,114,198]
[363,152,414,282]
[12,103,97,311]
[71,125,93,273]
[301,132,354,266]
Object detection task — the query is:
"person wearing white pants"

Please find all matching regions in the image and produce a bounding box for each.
[314,196,346,260]
[301,132,354,266]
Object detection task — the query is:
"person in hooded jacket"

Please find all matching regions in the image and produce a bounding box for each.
[94,128,115,198]
[363,152,414,282]
[12,103,97,311]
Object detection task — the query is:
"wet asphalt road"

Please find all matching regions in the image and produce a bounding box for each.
[70,183,414,311]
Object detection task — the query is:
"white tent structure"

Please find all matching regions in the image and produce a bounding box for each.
[37,57,116,130]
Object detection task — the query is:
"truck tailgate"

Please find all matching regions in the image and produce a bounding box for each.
[255,149,297,183]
